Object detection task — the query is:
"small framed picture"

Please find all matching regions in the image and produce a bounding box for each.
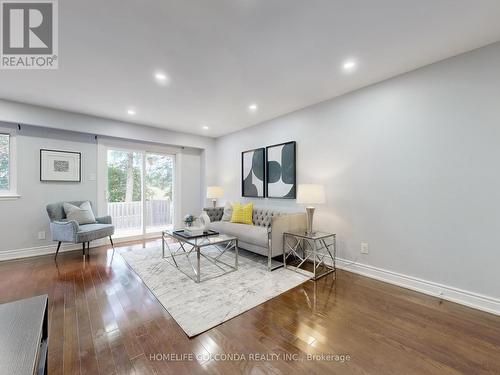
[40,149,81,182]
[241,148,265,198]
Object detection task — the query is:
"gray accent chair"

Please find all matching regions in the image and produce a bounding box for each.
[204,207,306,270]
[46,201,115,259]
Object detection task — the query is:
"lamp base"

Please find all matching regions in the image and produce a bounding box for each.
[212,199,217,208]
[305,206,315,235]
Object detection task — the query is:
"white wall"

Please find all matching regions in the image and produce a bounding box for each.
[178,148,203,220]
[0,100,215,255]
[0,98,218,194]
[215,42,500,302]
[0,99,215,151]
[0,123,98,252]
[0,123,206,255]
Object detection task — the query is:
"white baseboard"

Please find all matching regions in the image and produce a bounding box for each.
[336,258,500,316]
[0,235,161,262]
[0,238,112,261]
[0,243,84,261]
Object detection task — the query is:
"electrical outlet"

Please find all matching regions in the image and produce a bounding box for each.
[38,231,46,240]
[361,242,369,254]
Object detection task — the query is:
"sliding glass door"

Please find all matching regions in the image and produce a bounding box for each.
[106,150,143,237]
[105,148,175,238]
[145,153,174,234]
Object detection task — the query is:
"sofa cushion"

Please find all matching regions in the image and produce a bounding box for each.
[76,223,114,243]
[208,221,268,248]
[203,207,224,222]
[230,203,253,225]
[221,202,233,221]
[63,201,96,225]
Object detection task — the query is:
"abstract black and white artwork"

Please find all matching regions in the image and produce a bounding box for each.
[40,149,81,182]
[266,141,296,199]
[241,148,265,197]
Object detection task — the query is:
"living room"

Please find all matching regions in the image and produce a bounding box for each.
[1,1,500,374]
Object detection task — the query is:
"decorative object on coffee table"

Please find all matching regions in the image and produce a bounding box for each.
[40,149,81,182]
[266,141,296,198]
[242,147,265,197]
[198,211,211,230]
[184,214,195,227]
[283,231,336,280]
[297,184,326,235]
[206,186,224,208]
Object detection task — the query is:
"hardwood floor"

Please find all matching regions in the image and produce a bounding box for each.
[0,239,499,374]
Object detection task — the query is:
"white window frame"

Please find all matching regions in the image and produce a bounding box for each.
[0,126,20,200]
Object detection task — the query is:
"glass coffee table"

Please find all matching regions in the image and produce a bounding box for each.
[162,229,238,283]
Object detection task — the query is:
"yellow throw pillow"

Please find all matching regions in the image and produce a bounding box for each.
[230,203,253,225]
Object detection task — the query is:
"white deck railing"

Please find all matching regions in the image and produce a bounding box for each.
[107,199,172,231]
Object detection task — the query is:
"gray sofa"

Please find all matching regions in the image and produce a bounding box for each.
[203,207,306,270]
[46,201,115,258]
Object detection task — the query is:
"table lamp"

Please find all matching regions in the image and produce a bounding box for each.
[207,186,224,208]
[297,184,326,235]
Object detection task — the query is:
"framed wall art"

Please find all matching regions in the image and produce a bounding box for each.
[241,148,265,198]
[40,149,81,182]
[266,141,296,199]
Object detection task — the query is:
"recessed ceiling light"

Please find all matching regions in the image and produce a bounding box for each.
[202,125,209,130]
[154,71,170,85]
[127,109,136,115]
[342,59,357,72]
[248,103,258,112]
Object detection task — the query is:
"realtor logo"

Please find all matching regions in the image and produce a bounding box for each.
[1,0,58,69]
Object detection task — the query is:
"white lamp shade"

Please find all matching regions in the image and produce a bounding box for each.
[296,184,326,204]
[207,186,224,199]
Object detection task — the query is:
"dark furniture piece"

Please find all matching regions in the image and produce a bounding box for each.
[0,295,49,375]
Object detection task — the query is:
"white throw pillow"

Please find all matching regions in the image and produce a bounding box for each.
[63,201,96,225]
[221,202,233,221]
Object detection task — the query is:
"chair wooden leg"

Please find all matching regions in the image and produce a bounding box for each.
[109,236,116,261]
[54,242,62,259]
[82,242,86,258]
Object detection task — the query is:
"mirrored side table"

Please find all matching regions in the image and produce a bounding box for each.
[283,231,336,280]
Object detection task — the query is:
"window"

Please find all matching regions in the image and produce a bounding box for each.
[105,148,175,237]
[0,130,18,199]
[0,134,10,191]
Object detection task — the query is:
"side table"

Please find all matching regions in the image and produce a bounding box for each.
[283,231,336,280]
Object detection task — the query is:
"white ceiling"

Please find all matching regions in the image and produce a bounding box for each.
[1,0,500,138]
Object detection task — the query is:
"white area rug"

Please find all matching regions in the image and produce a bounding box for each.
[120,245,310,337]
